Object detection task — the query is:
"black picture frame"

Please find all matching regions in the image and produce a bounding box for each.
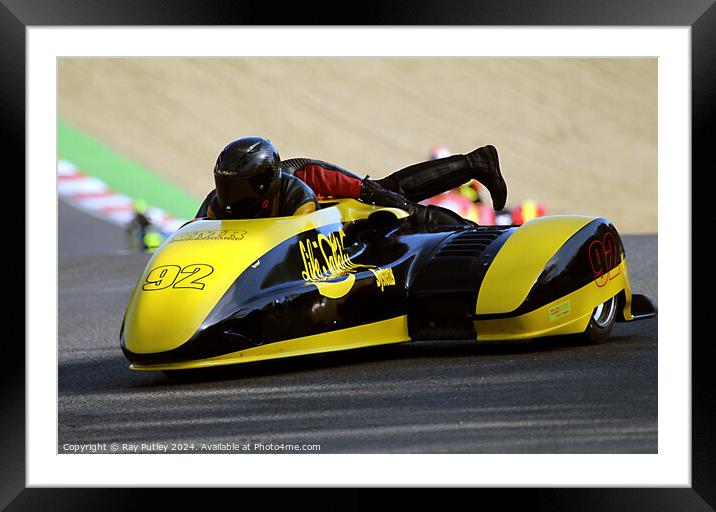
[3,0,707,508]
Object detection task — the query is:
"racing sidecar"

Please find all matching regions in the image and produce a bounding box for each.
[120,199,656,372]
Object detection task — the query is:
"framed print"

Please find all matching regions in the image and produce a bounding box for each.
[4,0,708,508]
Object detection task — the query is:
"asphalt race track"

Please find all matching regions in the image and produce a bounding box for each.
[58,202,658,454]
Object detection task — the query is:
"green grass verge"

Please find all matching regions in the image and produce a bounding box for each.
[58,118,202,219]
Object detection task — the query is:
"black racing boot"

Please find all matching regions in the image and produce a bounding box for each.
[465,145,507,211]
[376,145,508,211]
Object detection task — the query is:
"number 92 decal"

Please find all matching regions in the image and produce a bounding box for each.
[142,264,214,291]
[588,233,620,288]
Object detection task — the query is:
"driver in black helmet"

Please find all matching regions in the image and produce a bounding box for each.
[196,136,507,227]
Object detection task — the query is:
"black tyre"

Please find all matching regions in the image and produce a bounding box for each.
[582,295,618,344]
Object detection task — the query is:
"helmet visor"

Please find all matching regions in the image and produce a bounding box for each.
[214,170,277,217]
[248,169,275,196]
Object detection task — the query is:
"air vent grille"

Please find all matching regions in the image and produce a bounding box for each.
[436,227,510,257]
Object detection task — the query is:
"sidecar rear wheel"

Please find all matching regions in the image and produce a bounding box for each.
[582,295,618,344]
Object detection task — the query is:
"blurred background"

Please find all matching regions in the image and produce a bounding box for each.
[58,57,657,253]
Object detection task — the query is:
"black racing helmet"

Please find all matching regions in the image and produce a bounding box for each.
[213,137,281,217]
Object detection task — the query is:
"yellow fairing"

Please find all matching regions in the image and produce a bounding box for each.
[130,316,409,371]
[476,216,595,315]
[476,258,629,341]
[123,200,407,355]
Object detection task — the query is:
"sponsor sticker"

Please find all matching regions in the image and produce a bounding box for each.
[369,267,396,291]
[299,229,373,298]
[170,230,247,243]
[549,300,571,322]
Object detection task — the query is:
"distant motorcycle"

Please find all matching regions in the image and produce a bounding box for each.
[125,201,167,252]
